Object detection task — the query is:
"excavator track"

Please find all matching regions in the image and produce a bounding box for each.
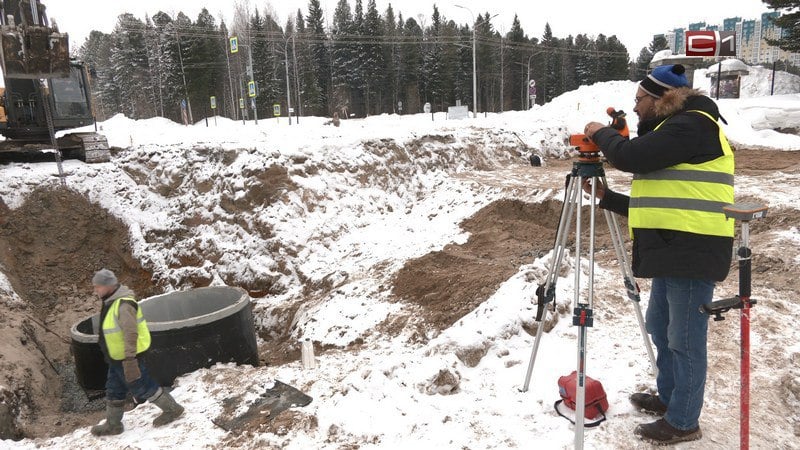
[0,132,111,164]
[61,132,110,163]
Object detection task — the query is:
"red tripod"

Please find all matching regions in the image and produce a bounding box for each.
[701,202,769,450]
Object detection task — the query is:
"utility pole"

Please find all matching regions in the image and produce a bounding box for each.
[247,27,258,124]
[284,35,292,125]
[455,6,497,119]
[175,29,194,124]
[500,36,504,113]
[292,33,301,123]
[224,33,237,120]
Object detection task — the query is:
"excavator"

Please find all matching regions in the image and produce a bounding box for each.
[0,0,109,164]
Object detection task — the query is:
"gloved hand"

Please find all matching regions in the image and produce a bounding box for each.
[123,358,141,383]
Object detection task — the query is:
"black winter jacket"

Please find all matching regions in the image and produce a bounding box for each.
[590,87,733,281]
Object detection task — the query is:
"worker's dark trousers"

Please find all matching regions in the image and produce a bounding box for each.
[645,277,715,431]
[105,359,160,403]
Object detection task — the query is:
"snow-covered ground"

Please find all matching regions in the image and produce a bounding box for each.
[2,79,800,449]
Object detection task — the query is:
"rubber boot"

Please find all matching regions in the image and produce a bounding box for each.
[90,400,125,436]
[150,389,184,427]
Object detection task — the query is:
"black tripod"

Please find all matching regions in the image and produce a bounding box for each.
[520,147,657,449]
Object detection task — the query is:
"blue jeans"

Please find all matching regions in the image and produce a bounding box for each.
[645,277,715,430]
[105,359,160,403]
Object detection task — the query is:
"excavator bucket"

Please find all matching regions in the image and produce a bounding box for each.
[0,26,69,79]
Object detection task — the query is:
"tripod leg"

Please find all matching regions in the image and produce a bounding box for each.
[573,178,596,450]
[600,183,658,377]
[521,175,580,392]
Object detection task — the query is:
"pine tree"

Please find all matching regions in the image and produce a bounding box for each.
[305,0,329,115]
[438,18,460,109]
[401,17,423,113]
[421,5,443,109]
[763,1,799,51]
[541,23,559,103]
[560,36,578,94]
[475,13,498,111]
[109,13,154,119]
[331,0,354,115]
[634,47,653,80]
[295,9,321,116]
[574,34,594,86]
[151,11,184,121]
[605,36,630,81]
[649,35,668,54]
[506,15,527,110]
[383,4,399,113]
[362,0,385,115]
[78,30,114,120]
[184,8,223,122]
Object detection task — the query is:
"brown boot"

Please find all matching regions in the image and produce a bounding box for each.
[90,400,125,436]
[149,389,184,427]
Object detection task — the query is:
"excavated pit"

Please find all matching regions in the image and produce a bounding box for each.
[0,186,157,439]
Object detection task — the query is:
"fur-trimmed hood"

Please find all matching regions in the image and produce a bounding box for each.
[654,87,709,117]
[638,87,720,136]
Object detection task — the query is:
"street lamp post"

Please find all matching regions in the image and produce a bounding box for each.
[455,6,498,119]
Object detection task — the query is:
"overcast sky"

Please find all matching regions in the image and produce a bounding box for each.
[48,0,774,57]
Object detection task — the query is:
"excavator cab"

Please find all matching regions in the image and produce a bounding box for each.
[0,0,108,163]
[0,0,69,79]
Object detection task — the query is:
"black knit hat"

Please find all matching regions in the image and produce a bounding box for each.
[640,64,689,98]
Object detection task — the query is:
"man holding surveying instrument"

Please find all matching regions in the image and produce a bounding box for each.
[582,64,734,445]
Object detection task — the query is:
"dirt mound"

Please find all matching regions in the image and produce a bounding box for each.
[0,186,158,440]
[0,186,156,313]
[393,198,616,332]
[391,197,623,333]
[735,148,800,173]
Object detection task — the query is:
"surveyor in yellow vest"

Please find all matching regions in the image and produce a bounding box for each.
[583,64,733,445]
[90,269,184,436]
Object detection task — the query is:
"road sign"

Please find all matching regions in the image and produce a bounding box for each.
[230,36,239,54]
[273,104,281,117]
[423,102,431,114]
[248,81,256,98]
[289,107,295,113]
[210,96,217,109]
[251,98,256,109]
[239,98,244,109]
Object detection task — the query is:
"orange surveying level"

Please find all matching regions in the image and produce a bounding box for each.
[568,107,630,157]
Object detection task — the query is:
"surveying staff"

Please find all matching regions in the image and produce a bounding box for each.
[90,269,184,436]
[582,64,734,445]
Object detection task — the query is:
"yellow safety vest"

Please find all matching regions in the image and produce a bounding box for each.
[101,297,151,361]
[629,110,734,238]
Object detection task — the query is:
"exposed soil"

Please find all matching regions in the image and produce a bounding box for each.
[734,148,800,173]
[0,186,157,314]
[0,186,158,440]
[392,198,619,332]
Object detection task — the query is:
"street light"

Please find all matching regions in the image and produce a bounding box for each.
[455,5,498,118]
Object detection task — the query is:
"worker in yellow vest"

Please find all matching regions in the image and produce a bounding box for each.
[583,64,733,445]
[90,269,184,436]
